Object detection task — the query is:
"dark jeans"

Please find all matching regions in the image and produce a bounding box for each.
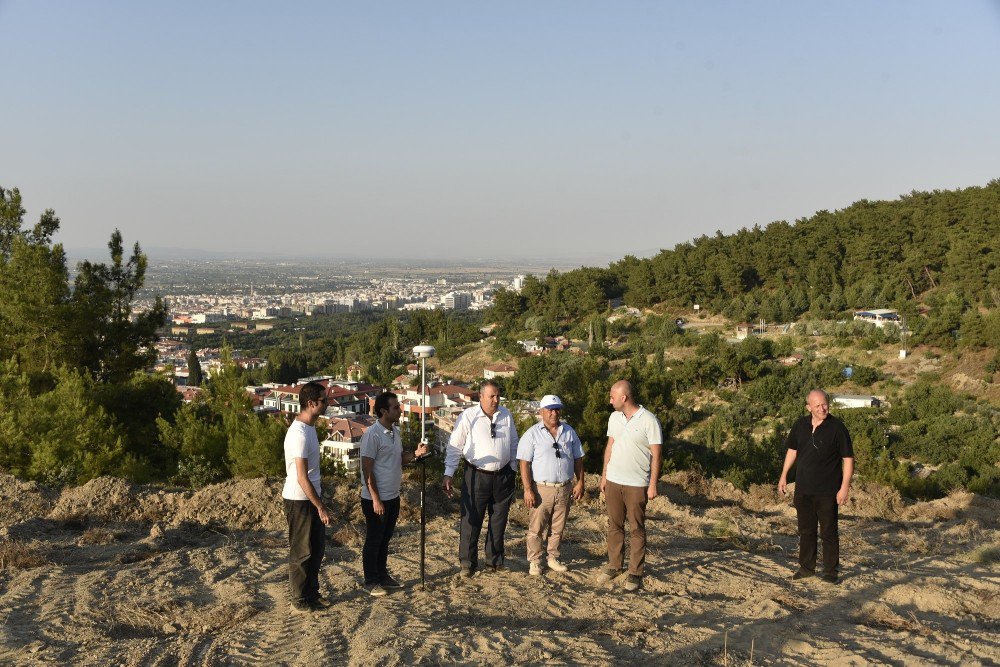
[459,465,515,569]
[361,496,401,585]
[794,493,839,575]
[284,499,325,603]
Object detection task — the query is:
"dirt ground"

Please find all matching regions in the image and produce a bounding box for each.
[1,471,997,666]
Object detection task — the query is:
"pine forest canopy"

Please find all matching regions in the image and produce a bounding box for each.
[494,179,1000,325]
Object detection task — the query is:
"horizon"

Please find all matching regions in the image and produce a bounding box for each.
[4,2,1000,260]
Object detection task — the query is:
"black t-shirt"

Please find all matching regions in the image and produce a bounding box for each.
[784,414,854,495]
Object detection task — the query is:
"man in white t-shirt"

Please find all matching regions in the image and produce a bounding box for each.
[359,391,428,597]
[597,380,662,592]
[282,381,331,613]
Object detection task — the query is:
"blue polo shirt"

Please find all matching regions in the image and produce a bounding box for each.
[516,421,584,484]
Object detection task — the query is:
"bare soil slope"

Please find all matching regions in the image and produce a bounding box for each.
[1,471,997,666]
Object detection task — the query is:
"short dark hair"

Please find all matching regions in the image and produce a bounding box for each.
[299,381,326,408]
[373,391,399,419]
[480,379,501,393]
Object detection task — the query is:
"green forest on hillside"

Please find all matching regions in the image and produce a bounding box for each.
[1,182,998,497]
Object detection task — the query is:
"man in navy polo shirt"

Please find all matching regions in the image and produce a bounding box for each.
[778,389,855,584]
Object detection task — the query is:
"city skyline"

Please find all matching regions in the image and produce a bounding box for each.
[3,2,1000,261]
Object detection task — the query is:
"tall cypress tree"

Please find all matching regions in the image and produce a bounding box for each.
[187,348,203,387]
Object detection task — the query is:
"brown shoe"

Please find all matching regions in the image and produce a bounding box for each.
[594,567,620,585]
[623,575,642,592]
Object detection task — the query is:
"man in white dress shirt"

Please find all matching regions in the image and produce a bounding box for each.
[443,380,519,576]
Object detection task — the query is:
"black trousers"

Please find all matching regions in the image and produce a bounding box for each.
[361,496,401,585]
[284,499,326,603]
[794,493,839,575]
[459,465,516,569]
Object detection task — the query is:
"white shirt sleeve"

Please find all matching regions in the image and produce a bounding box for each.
[646,414,663,446]
[516,425,534,462]
[445,410,470,477]
[285,423,308,459]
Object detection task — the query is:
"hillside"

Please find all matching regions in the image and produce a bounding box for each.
[1,472,997,665]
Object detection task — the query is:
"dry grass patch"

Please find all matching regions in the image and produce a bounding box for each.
[962,544,1000,565]
[330,523,363,547]
[78,526,115,546]
[0,540,49,570]
[856,602,934,637]
[892,531,932,555]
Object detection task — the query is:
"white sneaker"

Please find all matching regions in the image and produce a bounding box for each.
[529,561,542,576]
[547,559,568,573]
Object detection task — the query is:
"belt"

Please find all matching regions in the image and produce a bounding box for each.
[536,480,571,487]
[464,460,510,475]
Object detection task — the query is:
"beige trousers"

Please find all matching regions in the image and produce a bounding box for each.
[526,483,573,563]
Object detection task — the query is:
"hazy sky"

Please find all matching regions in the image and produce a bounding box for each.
[2,1,999,262]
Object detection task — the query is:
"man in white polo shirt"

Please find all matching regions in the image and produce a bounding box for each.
[597,380,663,592]
[517,395,585,576]
[360,391,428,597]
[282,381,332,614]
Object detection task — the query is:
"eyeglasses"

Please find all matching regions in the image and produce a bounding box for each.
[811,433,819,451]
[551,439,562,458]
[490,422,497,439]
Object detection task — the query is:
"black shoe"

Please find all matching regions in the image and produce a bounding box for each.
[381,574,404,590]
[491,563,506,572]
[821,573,839,584]
[289,599,313,614]
[307,597,331,609]
[791,569,815,580]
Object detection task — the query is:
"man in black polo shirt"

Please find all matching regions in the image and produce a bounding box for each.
[778,389,854,584]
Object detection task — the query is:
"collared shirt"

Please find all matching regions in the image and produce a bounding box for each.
[605,406,663,487]
[784,414,854,495]
[445,405,518,477]
[282,420,321,500]
[516,421,584,484]
[359,422,403,501]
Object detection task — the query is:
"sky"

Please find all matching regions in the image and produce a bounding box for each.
[2,1,999,263]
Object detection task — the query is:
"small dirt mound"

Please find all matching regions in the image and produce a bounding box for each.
[49,477,147,523]
[902,489,1000,528]
[0,473,56,529]
[171,478,285,531]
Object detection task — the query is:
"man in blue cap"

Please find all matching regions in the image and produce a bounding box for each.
[517,395,585,576]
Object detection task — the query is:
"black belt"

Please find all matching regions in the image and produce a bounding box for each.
[464,460,510,475]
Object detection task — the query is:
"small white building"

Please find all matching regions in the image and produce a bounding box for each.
[483,363,517,379]
[853,309,900,328]
[319,414,376,474]
[831,394,881,409]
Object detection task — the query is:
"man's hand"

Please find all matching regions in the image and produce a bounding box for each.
[778,476,788,495]
[836,487,850,505]
[317,505,331,526]
[572,480,584,501]
[524,489,539,508]
[373,497,385,516]
[599,474,607,495]
[414,443,429,459]
[443,475,453,498]
[647,482,658,501]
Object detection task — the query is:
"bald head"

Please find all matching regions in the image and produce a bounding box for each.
[806,389,830,423]
[609,380,637,414]
[611,380,633,398]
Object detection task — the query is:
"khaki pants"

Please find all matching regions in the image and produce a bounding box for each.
[605,480,648,576]
[526,483,573,563]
